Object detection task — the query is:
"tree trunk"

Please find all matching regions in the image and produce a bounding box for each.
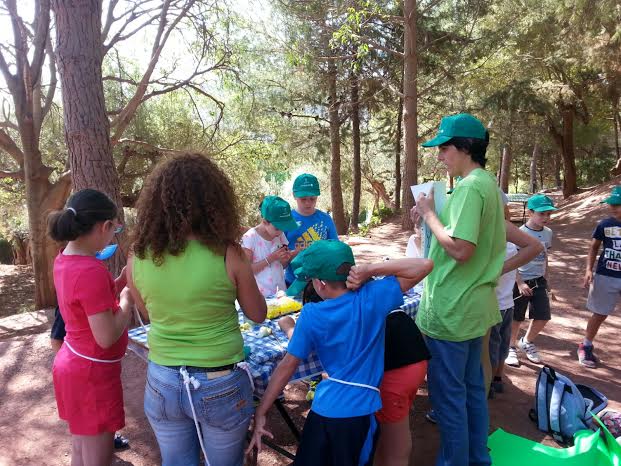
[401,0,417,230]
[350,72,361,233]
[395,97,403,211]
[530,143,539,193]
[52,0,127,273]
[327,58,347,235]
[499,145,512,193]
[560,106,578,197]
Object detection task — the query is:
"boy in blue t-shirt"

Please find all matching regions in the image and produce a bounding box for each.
[285,173,339,287]
[578,186,621,368]
[247,240,433,465]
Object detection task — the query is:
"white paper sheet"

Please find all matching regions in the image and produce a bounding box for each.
[410,182,435,201]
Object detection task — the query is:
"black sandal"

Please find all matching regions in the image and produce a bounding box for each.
[114,433,130,450]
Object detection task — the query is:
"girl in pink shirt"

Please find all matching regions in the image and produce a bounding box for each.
[48,189,133,466]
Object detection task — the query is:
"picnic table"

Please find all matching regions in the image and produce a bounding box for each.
[127,286,422,460]
[506,193,531,223]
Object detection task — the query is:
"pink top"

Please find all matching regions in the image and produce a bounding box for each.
[53,253,127,360]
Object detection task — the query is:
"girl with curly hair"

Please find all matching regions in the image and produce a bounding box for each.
[126,153,266,466]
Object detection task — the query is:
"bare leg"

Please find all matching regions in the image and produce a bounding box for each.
[524,319,548,342]
[51,338,63,353]
[71,437,84,466]
[73,432,114,466]
[585,313,607,342]
[374,417,411,466]
[509,320,521,347]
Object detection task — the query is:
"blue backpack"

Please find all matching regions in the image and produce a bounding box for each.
[530,365,608,445]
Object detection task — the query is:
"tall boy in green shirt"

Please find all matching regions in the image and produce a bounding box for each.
[414,113,506,466]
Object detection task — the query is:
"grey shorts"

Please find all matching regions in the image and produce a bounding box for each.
[587,273,621,316]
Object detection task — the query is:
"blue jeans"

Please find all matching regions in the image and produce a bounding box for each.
[426,336,491,466]
[144,361,254,466]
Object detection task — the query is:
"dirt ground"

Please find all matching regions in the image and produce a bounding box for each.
[1,182,621,466]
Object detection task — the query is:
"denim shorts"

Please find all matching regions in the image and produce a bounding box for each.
[587,273,621,316]
[144,361,254,466]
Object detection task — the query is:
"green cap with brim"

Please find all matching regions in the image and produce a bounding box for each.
[286,240,355,297]
[527,194,558,212]
[260,196,300,232]
[293,173,321,197]
[601,186,621,205]
[422,113,487,148]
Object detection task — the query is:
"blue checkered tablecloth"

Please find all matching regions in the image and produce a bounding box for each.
[128,289,421,397]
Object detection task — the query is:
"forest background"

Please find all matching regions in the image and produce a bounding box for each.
[0,0,620,310]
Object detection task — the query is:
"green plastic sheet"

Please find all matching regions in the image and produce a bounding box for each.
[488,418,621,466]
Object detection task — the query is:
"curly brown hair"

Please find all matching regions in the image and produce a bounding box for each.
[133,153,242,264]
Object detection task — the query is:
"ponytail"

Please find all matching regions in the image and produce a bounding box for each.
[48,189,118,242]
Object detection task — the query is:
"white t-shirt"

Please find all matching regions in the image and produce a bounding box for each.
[496,242,518,310]
[241,227,288,297]
[406,234,422,259]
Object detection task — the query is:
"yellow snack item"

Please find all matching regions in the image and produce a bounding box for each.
[266,295,302,319]
[239,322,251,332]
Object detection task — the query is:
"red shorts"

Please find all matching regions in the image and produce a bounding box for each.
[376,360,428,423]
[53,345,125,435]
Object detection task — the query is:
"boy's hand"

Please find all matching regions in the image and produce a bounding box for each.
[245,413,273,454]
[415,188,435,219]
[346,264,371,290]
[583,270,593,289]
[517,282,533,297]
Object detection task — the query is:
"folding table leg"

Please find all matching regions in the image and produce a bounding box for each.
[275,399,301,440]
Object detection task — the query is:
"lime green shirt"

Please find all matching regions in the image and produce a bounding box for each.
[132,240,243,366]
[416,168,506,342]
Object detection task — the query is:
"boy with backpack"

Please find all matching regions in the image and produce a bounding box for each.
[246,240,432,465]
[506,194,557,367]
[578,186,621,368]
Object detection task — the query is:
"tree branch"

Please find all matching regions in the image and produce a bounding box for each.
[0,128,24,165]
[0,169,24,180]
[30,0,50,87]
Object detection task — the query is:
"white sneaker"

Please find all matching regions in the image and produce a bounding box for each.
[518,337,542,364]
[505,346,520,367]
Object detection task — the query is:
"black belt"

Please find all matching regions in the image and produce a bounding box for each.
[166,363,238,373]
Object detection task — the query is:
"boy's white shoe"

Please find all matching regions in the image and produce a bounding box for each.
[505,346,520,367]
[518,337,542,364]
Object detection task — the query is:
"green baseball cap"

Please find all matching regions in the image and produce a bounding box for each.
[293,173,320,197]
[286,240,355,297]
[422,113,487,148]
[260,196,300,231]
[601,186,621,205]
[527,194,557,212]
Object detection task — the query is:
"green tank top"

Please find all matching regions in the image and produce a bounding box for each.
[132,240,243,367]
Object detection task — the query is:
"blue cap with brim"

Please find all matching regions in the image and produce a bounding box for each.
[422,113,487,148]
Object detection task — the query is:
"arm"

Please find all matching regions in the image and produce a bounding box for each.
[126,256,149,321]
[246,353,300,453]
[515,270,533,297]
[414,190,475,263]
[346,258,434,293]
[227,245,267,323]
[87,288,133,349]
[584,239,601,288]
[502,221,544,274]
[244,247,289,274]
[114,266,127,296]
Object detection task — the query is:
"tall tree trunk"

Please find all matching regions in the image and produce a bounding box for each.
[560,106,578,197]
[401,0,417,230]
[613,103,620,161]
[52,0,126,273]
[327,58,347,234]
[350,72,361,233]
[530,143,539,193]
[499,145,512,193]
[395,97,403,210]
